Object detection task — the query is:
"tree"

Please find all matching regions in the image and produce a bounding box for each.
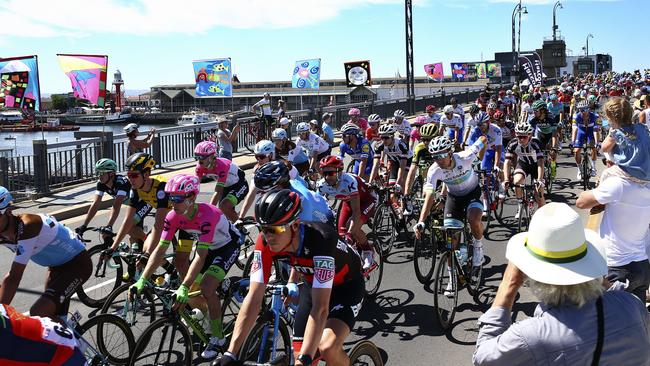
[51,94,68,112]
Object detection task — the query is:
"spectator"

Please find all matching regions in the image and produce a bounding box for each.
[124,123,155,156]
[321,113,335,147]
[474,202,650,366]
[279,117,292,138]
[276,99,286,119]
[215,119,239,161]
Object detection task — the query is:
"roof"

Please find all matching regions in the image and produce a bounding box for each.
[161,89,182,99]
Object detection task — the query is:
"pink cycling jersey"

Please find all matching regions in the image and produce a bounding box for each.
[195,158,240,187]
[161,203,234,250]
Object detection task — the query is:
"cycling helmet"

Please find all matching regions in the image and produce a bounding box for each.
[506,90,513,95]
[0,186,13,213]
[449,97,458,104]
[587,95,598,104]
[468,104,480,115]
[319,155,344,171]
[514,122,534,135]
[263,92,270,97]
[425,105,436,112]
[348,108,361,117]
[393,109,406,118]
[253,161,290,191]
[493,110,504,120]
[164,174,200,196]
[532,100,547,111]
[309,119,319,125]
[412,115,428,126]
[443,105,454,114]
[378,124,396,136]
[475,111,490,125]
[279,117,291,126]
[577,100,590,110]
[549,94,558,101]
[95,158,117,173]
[522,94,532,101]
[272,128,287,140]
[367,114,381,124]
[487,102,498,110]
[255,189,302,226]
[340,122,361,136]
[296,122,310,133]
[125,152,156,172]
[123,123,139,134]
[419,123,438,139]
[428,136,454,155]
[194,140,217,156]
[321,112,332,120]
[498,90,506,97]
[254,140,275,157]
[580,90,588,98]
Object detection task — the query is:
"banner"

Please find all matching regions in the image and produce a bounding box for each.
[344,60,371,87]
[292,59,321,89]
[487,62,502,77]
[57,54,108,106]
[193,58,232,97]
[450,63,468,80]
[519,53,543,86]
[476,63,487,79]
[424,63,444,81]
[0,55,41,111]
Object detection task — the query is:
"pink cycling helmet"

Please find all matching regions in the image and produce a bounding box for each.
[412,115,428,126]
[165,174,200,196]
[348,108,361,117]
[194,141,217,156]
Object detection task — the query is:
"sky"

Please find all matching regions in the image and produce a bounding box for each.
[0,0,646,94]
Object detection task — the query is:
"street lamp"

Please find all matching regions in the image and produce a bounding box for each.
[511,0,528,84]
[585,33,594,56]
[552,1,562,41]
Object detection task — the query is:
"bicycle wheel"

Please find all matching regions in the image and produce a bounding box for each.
[581,157,590,191]
[482,187,492,235]
[77,313,135,365]
[467,240,483,298]
[129,316,193,366]
[236,234,256,271]
[100,282,157,339]
[494,193,505,223]
[238,317,292,363]
[433,251,458,330]
[363,240,384,297]
[219,278,246,339]
[77,245,123,308]
[349,340,384,366]
[371,203,397,257]
[345,160,356,173]
[544,162,553,196]
[412,228,436,284]
[517,201,530,232]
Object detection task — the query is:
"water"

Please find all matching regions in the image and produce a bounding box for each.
[0,123,168,156]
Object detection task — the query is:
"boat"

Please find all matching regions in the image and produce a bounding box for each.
[0,110,27,125]
[75,112,133,125]
[4,135,16,140]
[177,111,215,126]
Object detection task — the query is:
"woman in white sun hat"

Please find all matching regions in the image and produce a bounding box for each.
[473,202,650,366]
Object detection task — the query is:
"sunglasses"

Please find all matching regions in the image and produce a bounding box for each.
[432,153,449,160]
[260,224,289,235]
[194,155,210,161]
[322,170,339,176]
[127,171,142,178]
[580,108,590,112]
[96,171,112,177]
[380,136,392,140]
[255,154,270,160]
[517,135,530,140]
[169,194,191,203]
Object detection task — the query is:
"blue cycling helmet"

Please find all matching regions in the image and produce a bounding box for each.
[475,111,490,125]
[0,186,13,213]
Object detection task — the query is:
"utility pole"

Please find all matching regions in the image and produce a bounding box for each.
[405,0,415,114]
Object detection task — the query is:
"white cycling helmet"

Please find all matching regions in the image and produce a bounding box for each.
[254,140,276,158]
[428,136,454,155]
[123,123,139,134]
[393,109,406,118]
[443,105,454,114]
[296,122,310,133]
[340,122,361,136]
[368,114,381,123]
[514,122,533,135]
[272,128,287,140]
[378,123,396,136]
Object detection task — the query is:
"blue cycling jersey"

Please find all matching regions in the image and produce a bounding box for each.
[339,138,374,162]
[573,112,599,133]
[546,101,564,118]
[289,180,334,225]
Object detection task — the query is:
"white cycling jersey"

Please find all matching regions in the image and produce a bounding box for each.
[424,139,484,196]
[439,113,463,135]
[295,133,329,156]
[393,120,412,138]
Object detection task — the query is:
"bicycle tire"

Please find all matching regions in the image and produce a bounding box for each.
[494,194,505,223]
[371,203,396,257]
[100,282,157,339]
[544,162,553,196]
[363,240,384,297]
[238,317,292,363]
[129,316,193,366]
[345,160,356,173]
[433,251,458,331]
[581,157,590,191]
[413,228,436,284]
[78,313,135,365]
[77,245,124,309]
[236,235,256,271]
[482,186,492,235]
[348,340,384,366]
[467,237,484,298]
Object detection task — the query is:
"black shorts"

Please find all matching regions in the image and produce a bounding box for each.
[388,158,410,182]
[43,250,92,314]
[535,131,554,149]
[514,161,540,180]
[292,273,364,347]
[444,185,483,226]
[222,170,249,205]
[200,232,241,280]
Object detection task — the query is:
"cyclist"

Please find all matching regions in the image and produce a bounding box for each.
[530,100,559,180]
[466,111,504,210]
[414,136,488,286]
[295,122,330,171]
[131,174,241,359]
[273,128,310,175]
[462,104,481,147]
[409,115,428,150]
[0,304,87,365]
[75,158,145,249]
[439,105,463,148]
[425,105,440,124]
[317,156,377,270]
[503,122,546,219]
[194,141,250,222]
[0,187,91,319]
[338,122,374,181]
[347,108,368,130]
[476,91,489,111]
[406,122,438,194]
[520,94,535,123]
[572,100,600,179]
[369,124,411,189]
[449,97,465,124]
[252,92,273,137]
[393,109,412,145]
[365,113,382,145]
[219,189,363,366]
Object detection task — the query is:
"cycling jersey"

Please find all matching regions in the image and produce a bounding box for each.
[467,125,503,151]
[530,116,559,135]
[439,114,463,140]
[128,176,170,223]
[0,304,86,366]
[250,222,362,288]
[573,112,599,147]
[373,137,412,162]
[195,158,242,187]
[505,138,544,166]
[425,113,441,124]
[161,203,239,251]
[521,102,535,123]
[349,118,368,130]
[276,141,309,165]
[253,97,272,116]
[95,175,131,203]
[412,142,434,168]
[316,173,374,203]
[547,101,564,119]
[339,138,374,162]
[290,180,334,225]
[423,138,484,196]
[1,214,85,267]
[365,127,380,144]
[393,120,412,139]
[295,133,329,156]
[452,105,465,122]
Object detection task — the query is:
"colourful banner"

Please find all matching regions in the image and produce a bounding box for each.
[292,59,321,89]
[0,55,41,111]
[476,63,487,79]
[344,60,372,87]
[487,63,502,77]
[193,58,232,97]
[451,63,468,80]
[57,54,108,106]
[519,53,543,86]
[424,63,444,81]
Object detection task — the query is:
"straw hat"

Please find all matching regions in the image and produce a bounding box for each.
[505,202,607,285]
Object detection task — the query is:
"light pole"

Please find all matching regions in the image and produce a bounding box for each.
[585,33,594,56]
[552,1,562,41]
[511,0,528,84]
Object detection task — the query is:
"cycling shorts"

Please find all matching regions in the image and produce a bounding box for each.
[480,149,504,172]
[535,131,554,149]
[388,158,411,184]
[292,273,364,351]
[573,130,596,148]
[337,194,378,237]
[175,230,194,253]
[444,185,483,227]
[43,250,92,315]
[200,233,241,281]
[514,161,540,180]
[222,170,249,206]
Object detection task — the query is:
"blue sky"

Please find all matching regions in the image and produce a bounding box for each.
[0,0,645,94]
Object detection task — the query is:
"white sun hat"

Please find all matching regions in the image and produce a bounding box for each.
[505,202,607,286]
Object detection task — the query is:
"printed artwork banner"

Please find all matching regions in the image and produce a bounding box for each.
[193,58,232,97]
[487,63,502,78]
[0,55,41,111]
[476,63,487,79]
[519,53,543,87]
[344,60,371,87]
[450,63,469,80]
[57,54,108,106]
[424,63,444,81]
[292,59,321,89]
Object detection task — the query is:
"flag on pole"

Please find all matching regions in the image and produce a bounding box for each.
[0,55,41,111]
[344,60,372,87]
[424,63,444,81]
[57,54,108,106]
[193,58,232,97]
[292,59,321,89]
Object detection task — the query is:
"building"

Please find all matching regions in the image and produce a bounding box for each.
[559,54,612,76]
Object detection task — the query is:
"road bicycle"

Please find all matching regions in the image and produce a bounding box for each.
[475,168,504,235]
[513,180,541,233]
[342,233,384,297]
[412,211,444,284]
[243,115,275,153]
[235,217,259,270]
[542,149,557,196]
[578,145,596,191]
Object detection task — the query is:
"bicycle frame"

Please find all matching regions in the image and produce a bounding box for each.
[252,284,298,364]
[60,312,109,366]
